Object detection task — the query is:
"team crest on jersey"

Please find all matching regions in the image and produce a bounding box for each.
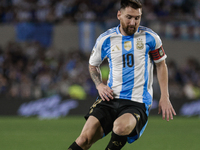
[124,41,132,51]
[136,38,144,50]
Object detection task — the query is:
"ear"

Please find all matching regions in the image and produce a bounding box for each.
[117,10,121,20]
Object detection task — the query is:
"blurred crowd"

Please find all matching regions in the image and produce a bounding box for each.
[0,41,200,100]
[153,58,200,100]
[0,41,97,99]
[0,0,199,24]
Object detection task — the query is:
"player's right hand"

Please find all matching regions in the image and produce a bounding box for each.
[96,83,114,101]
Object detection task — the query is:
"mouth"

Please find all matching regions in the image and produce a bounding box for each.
[128,26,135,30]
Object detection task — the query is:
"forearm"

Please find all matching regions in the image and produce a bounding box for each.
[89,64,103,87]
[156,60,169,98]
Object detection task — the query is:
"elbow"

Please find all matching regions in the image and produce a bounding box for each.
[156,60,167,69]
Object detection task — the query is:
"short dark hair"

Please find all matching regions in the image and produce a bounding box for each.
[120,0,142,9]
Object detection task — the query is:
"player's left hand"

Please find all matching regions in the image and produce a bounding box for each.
[158,97,176,121]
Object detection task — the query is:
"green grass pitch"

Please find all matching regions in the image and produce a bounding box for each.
[0,116,200,150]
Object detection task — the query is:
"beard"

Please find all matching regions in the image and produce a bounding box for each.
[121,22,137,35]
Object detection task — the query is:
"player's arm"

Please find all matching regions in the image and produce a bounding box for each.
[88,64,102,87]
[89,64,113,101]
[155,60,176,121]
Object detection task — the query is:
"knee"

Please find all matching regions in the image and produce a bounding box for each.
[76,134,93,149]
[113,121,133,136]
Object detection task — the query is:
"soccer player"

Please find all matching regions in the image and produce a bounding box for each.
[68,0,176,149]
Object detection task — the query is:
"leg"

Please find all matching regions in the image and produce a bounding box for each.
[68,116,104,150]
[105,113,137,150]
[113,113,137,135]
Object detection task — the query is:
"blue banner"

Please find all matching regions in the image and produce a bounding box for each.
[79,22,95,53]
[16,22,53,47]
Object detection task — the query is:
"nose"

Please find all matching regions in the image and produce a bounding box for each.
[130,18,136,26]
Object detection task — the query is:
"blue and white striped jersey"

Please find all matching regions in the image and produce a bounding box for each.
[89,25,167,108]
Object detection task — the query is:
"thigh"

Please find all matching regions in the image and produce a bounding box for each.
[78,116,104,143]
[113,113,137,135]
[85,98,117,135]
[118,105,148,138]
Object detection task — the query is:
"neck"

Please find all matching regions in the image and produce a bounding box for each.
[119,26,128,36]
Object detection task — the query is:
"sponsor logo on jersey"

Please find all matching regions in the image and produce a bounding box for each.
[112,45,121,52]
[134,113,140,121]
[112,141,122,146]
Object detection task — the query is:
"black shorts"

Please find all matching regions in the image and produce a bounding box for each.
[85,97,148,138]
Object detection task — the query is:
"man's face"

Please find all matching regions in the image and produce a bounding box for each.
[117,6,142,36]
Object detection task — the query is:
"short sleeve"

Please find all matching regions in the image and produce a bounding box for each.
[150,46,167,63]
[148,33,167,63]
[89,44,103,66]
[89,36,109,66]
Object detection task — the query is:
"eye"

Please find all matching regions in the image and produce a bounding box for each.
[135,16,140,20]
[126,15,132,19]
